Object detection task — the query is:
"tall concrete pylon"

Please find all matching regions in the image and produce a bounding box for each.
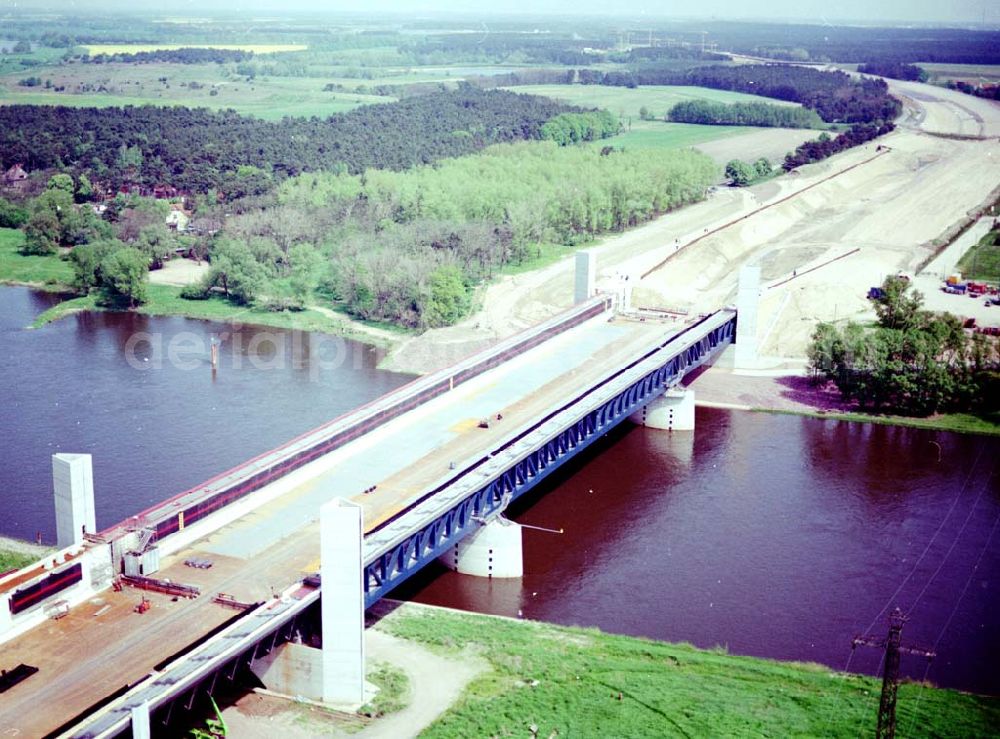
[734,264,761,369]
[320,498,365,705]
[574,249,596,304]
[52,453,96,549]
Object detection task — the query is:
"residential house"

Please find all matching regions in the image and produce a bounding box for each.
[2,164,29,191]
[165,203,191,232]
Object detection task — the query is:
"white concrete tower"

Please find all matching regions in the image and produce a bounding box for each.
[734,264,761,369]
[320,498,365,705]
[574,249,596,304]
[52,453,96,549]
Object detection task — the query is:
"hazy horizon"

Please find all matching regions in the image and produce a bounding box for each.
[3,0,998,27]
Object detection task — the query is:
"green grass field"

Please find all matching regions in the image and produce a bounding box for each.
[512,83,802,120]
[922,63,1000,85]
[378,603,999,738]
[0,548,37,572]
[0,62,393,119]
[594,119,755,151]
[956,226,1000,283]
[0,229,74,286]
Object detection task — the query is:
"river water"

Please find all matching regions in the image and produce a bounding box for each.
[2,286,997,694]
[395,398,1000,695]
[0,286,413,539]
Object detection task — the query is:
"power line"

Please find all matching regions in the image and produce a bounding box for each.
[860,444,985,636]
[929,509,1000,653]
[906,459,995,616]
[853,609,935,739]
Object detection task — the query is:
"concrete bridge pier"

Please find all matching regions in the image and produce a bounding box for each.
[629,388,696,431]
[440,517,523,578]
[254,499,368,705]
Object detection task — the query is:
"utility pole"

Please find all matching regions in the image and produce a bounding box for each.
[853,608,936,739]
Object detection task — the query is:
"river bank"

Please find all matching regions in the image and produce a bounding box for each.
[0,535,52,572]
[0,228,406,348]
[687,364,1000,435]
[221,601,1000,737]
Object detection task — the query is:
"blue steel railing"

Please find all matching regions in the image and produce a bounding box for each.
[65,309,735,738]
[362,310,736,606]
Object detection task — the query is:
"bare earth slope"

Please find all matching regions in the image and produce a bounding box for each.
[383,81,1000,374]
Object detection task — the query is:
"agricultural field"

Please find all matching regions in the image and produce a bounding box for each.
[79,43,308,55]
[593,120,754,151]
[0,62,393,119]
[921,63,1000,86]
[511,83,802,120]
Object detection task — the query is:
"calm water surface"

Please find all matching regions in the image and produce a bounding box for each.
[0,286,413,539]
[395,408,1000,695]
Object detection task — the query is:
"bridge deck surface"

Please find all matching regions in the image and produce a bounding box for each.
[0,315,674,737]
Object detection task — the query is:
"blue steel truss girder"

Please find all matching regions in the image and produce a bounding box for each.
[362,311,736,607]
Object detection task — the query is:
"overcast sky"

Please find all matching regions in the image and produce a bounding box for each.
[6,0,998,25]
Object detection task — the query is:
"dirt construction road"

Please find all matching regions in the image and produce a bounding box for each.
[384,80,1000,374]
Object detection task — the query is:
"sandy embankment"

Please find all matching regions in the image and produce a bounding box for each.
[384,79,1000,379]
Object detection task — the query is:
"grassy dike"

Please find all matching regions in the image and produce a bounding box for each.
[374,603,999,738]
[761,407,1000,436]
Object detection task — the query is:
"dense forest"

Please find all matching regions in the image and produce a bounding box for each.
[540,111,620,145]
[247,142,718,326]
[856,62,927,82]
[668,100,821,128]
[0,88,576,195]
[10,142,717,328]
[85,48,253,65]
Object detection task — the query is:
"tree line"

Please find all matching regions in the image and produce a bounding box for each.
[540,111,620,145]
[667,99,821,128]
[0,87,576,196]
[84,48,254,64]
[782,123,894,171]
[809,277,999,416]
[473,64,900,126]
[856,62,927,82]
[946,80,1000,102]
[180,142,718,328]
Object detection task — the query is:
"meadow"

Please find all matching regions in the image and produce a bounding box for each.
[592,120,754,151]
[0,62,393,119]
[378,604,1000,739]
[509,83,803,120]
[921,62,1000,86]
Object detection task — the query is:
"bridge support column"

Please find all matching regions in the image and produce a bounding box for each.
[52,453,96,549]
[130,702,151,739]
[629,388,695,431]
[574,249,596,304]
[321,498,365,705]
[441,518,522,578]
[734,264,760,369]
